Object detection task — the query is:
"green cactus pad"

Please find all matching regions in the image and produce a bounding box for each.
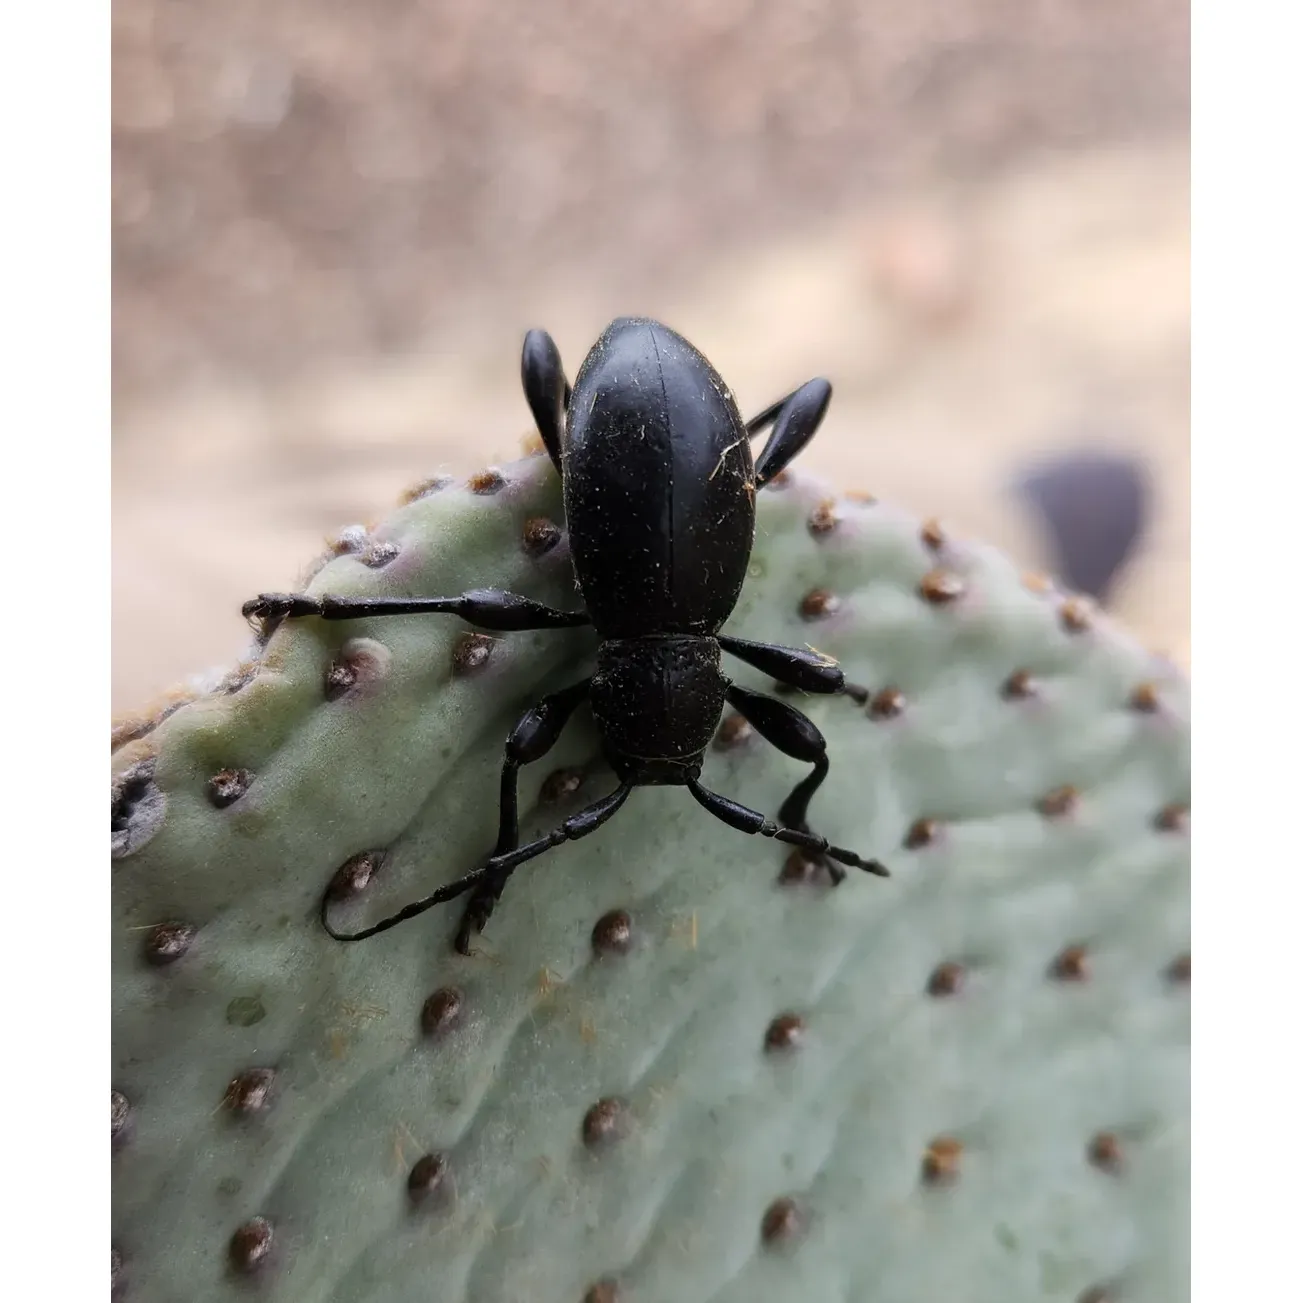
[111,453,1189,1303]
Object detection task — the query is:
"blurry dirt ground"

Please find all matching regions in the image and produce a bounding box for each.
[112,2,1189,713]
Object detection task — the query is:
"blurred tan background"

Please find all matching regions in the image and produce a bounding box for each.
[112,0,1189,714]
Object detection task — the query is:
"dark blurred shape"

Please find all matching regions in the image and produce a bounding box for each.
[1016,451,1151,604]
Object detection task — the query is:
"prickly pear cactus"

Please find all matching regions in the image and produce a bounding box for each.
[112,452,1189,1303]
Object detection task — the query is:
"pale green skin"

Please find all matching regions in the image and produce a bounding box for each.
[112,455,1189,1303]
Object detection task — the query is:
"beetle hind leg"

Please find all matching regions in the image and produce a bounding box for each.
[745,378,833,487]
[521,328,570,474]
[717,684,888,881]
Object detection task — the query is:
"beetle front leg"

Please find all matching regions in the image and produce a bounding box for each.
[243,588,591,634]
[718,634,869,704]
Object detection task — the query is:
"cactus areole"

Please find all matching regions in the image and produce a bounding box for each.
[244,318,889,954]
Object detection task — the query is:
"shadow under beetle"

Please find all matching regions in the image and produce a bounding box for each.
[244,317,890,954]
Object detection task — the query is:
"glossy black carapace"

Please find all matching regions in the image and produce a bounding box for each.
[244,317,888,953]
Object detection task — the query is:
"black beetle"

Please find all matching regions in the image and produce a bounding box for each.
[244,317,888,953]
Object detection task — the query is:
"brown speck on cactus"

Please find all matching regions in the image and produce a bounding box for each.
[1087,1131,1123,1173]
[360,540,400,569]
[845,488,876,504]
[713,713,753,750]
[1156,802,1189,832]
[778,848,827,885]
[1060,596,1094,633]
[324,639,392,701]
[1129,681,1161,712]
[765,468,792,489]
[764,1012,806,1052]
[1023,571,1054,594]
[112,1089,130,1143]
[808,498,840,535]
[760,1196,806,1246]
[223,1068,275,1115]
[1038,785,1079,818]
[927,961,965,997]
[324,659,358,699]
[142,920,195,967]
[904,817,940,849]
[112,758,167,858]
[1167,953,1191,985]
[452,632,496,677]
[919,568,964,604]
[799,587,840,620]
[326,850,384,902]
[468,468,507,495]
[228,1216,274,1273]
[583,1279,621,1303]
[522,516,563,556]
[1050,944,1090,982]
[582,1097,631,1148]
[869,687,906,719]
[921,1136,963,1184]
[592,909,633,956]
[539,768,585,804]
[399,475,452,505]
[1002,668,1038,700]
[921,518,946,549]
[420,987,464,1038]
[208,767,252,808]
[407,1153,450,1206]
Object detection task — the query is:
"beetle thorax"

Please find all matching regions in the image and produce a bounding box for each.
[590,636,728,785]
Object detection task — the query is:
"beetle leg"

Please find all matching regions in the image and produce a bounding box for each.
[320,679,593,949]
[718,634,869,703]
[243,588,591,632]
[745,378,833,488]
[521,328,570,474]
[453,678,592,953]
[687,775,888,878]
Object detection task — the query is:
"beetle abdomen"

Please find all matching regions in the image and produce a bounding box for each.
[564,318,756,637]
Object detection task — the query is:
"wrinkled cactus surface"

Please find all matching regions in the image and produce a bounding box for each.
[112,452,1189,1303]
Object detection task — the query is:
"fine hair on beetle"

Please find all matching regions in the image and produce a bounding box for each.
[243,317,889,954]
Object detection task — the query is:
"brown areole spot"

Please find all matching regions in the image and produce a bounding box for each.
[921,1136,963,1184]
[592,910,633,956]
[522,516,563,556]
[326,851,384,902]
[143,920,195,966]
[919,568,965,604]
[452,632,496,677]
[713,713,754,750]
[760,1196,806,1246]
[223,1068,276,1115]
[420,987,464,1038]
[468,468,507,495]
[208,767,252,808]
[764,1012,806,1052]
[228,1217,274,1273]
[927,962,965,997]
[799,588,840,620]
[407,1153,450,1206]
[582,1097,631,1148]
